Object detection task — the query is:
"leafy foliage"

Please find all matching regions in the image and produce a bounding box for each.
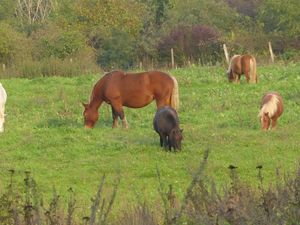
[97,29,137,70]
[0,0,299,73]
[0,22,29,65]
[158,25,222,65]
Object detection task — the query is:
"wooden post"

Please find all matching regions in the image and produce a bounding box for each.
[2,64,5,71]
[268,41,275,63]
[223,44,229,64]
[171,48,175,69]
[70,58,73,63]
[139,61,142,70]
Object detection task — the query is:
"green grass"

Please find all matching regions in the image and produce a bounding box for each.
[0,63,300,212]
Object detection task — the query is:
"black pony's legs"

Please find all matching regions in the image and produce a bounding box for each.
[159,134,163,147]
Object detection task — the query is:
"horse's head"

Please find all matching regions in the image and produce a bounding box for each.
[169,128,183,150]
[227,69,235,82]
[82,103,99,128]
[0,113,6,133]
[260,112,270,130]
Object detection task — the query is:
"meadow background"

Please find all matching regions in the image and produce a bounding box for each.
[0,0,300,223]
[0,62,299,220]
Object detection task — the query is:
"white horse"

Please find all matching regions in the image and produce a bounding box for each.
[0,83,7,133]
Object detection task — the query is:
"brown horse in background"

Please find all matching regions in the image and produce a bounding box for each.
[83,71,179,128]
[258,92,284,130]
[227,55,257,83]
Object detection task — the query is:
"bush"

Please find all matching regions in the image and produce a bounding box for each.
[158,25,222,66]
[97,29,137,70]
[0,54,100,78]
[34,28,85,60]
[0,22,30,65]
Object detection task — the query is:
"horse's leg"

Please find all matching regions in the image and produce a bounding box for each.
[237,74,242,84]
[271,118,277,130]
[111,106,119,128]
[234,73,239,84]
[167,136,172,151]
[111,101,129,129]
[267,119,271,130]
[245,72,250,83]
[243,69,251,84]
[159,134,163,147]
[162,134,168,149]
[155,95,171,109]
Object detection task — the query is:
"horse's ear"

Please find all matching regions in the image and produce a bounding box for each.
[82,102,88,108]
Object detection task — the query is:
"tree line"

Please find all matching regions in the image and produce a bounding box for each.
[0,0,299,76]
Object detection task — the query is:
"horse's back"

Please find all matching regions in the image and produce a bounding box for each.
[111,71,174,99]
[125,71,173,85]
[106,70,172,87]
[153,106,179,133]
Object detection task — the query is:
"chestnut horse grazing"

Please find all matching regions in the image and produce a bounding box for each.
[227,55,257,83]
[0,83,7,133]
[258,92,283,130]
[83,71,179,128]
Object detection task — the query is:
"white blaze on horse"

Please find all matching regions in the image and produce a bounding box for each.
[0,83,7,133]
[227,54,257,83]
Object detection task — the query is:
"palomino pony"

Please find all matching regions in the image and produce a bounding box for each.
[83,71,179,128]
[0,83,7,133]
[258,92,283,130]
[227,55,257,83]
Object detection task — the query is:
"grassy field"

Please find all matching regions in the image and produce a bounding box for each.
[0,63,300,214]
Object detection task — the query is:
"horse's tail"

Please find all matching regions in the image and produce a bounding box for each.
[249,56,257,83]
[170,76,179,111]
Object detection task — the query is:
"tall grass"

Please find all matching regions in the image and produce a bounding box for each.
[1,152,300,224]
[0,58,100,78]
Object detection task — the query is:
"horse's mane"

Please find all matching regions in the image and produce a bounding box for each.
[259,94,279,118]
[227,55,240,73]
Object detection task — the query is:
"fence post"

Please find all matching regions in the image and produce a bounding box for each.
[2,64,6,72]
[223,44,229,64]
[139,61,143,70]
[171,48,175,69]
[268,41,275,63]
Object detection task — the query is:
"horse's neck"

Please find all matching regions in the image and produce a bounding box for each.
[89,97,103,110]
[89,79,105,110]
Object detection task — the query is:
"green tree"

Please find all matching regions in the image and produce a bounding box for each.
[258,0,300,37]
[154,0,171,27]
[0,0,16,21]
[164,0,239,33]
[97,29,136,70]
[0,22,29,65]
[32,26,85,59]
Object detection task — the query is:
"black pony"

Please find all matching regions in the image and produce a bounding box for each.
[153,106,183,151]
